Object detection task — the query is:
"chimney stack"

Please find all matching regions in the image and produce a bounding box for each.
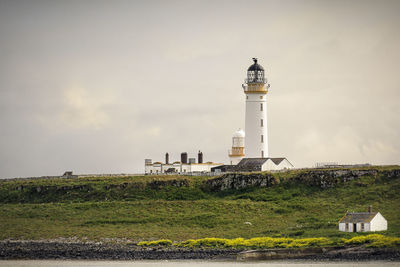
[181,152,188,164]
[165,153,169,164]
[198,150,203,164]
[368,205,372,213]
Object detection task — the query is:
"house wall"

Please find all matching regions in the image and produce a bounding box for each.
[145,163,222,174]
[180,164,190,173]
[339,222,346,232]
[145,163,180,174]
[261,159,294,171]
[261,160,279,171]
[370,212,388,231]
[338,222,356,232]
[190,163,222,172]
[145,164,152,174]
[339,222,371,232]
[277,159,294,170]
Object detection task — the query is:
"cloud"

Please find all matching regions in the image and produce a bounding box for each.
[35,86,115,131]
[61,87,112,129]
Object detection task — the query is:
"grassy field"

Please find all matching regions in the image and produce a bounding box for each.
[0,167,399,241]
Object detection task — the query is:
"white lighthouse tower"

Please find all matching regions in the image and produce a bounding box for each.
[242,58,270,158]
[229,129,245,165]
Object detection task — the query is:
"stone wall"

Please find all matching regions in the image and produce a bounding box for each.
[205,168,400,191]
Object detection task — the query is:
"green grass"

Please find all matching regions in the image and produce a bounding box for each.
[0,166,399,241]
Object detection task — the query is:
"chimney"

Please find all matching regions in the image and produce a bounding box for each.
[198,150,203,164]
[181,152,188,164]
[165,153,169,164]
[368,205,372,213]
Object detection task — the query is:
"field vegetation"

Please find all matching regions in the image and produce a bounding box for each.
[0,166,399,244]
[137,234,400,248]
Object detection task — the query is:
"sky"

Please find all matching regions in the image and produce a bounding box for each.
[0,0,399,178]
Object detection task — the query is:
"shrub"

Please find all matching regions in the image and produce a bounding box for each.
[287,237,332,248]
[344,234,400,248]
[177,236,333,249]
[178,238,228,248]
[137,239,172,246]
[243,237,293,248]
[140,235,400,249]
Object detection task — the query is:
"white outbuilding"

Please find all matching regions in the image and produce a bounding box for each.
[144,151,223,174]
[338,209,387,232]
[235,157,294,172]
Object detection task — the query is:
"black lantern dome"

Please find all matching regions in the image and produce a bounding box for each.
[247,58,266,83]
[247,58,264,71]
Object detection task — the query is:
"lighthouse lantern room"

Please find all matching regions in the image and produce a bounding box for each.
[242,58,270,158]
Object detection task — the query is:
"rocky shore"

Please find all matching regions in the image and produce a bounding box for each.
[1,240,399,261]
[237,246,400,261]
[0,240,239,260]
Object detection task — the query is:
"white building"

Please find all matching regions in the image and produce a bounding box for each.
[226,58,293,171]
[145,152,223,174]
[236,158,294,172]
[339,209,387,232]
[242,58,270,158]
[229,129,245,165]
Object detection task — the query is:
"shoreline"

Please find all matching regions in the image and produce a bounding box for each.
[0,240,399,261]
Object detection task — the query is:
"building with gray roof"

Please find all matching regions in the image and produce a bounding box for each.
[338,207,387,232]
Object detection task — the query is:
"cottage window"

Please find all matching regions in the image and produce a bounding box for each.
[361,223,364,231]
[345,223,349,231]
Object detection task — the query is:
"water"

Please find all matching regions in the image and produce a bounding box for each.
[0,261,398,267]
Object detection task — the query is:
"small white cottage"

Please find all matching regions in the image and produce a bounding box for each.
[338,208,387,232]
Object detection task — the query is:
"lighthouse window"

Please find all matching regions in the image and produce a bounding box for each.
[260,103,263,111]
[261,135,264,143]
[261,119,263,127]
[261,150,264,158]
[260,96,263,99]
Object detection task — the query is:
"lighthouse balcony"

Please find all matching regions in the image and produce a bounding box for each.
[242,83,269,93]
[229,148,245,157]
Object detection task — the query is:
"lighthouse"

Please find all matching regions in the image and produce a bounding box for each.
[229,129,245,165]
[145,58,294,173]
[242,58,270,158]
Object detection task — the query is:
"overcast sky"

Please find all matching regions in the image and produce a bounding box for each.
[0,0,399,178]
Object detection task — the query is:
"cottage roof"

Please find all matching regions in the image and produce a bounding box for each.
[237,158,290,167]
[237,158,269,167]
[270,158,286,165]
[339,212,378,223]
